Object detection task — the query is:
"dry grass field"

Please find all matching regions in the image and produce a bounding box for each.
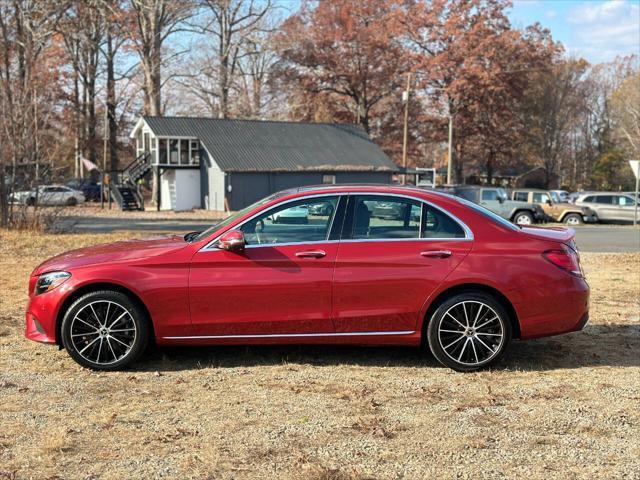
[0,229,638,480]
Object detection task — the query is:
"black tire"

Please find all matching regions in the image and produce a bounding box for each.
[563,213,583,225]
[66,197,78,206]
[61,290,150,371]
[26,197,36,206]
[426,292,512,372]
[512,211,534,226]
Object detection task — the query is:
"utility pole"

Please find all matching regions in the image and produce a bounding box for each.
[402,72,411,185]
[447,112,453,185]
[101,106,108,209]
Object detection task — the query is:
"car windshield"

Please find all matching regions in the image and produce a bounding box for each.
[455,196,520,231]
[189,195,276,242]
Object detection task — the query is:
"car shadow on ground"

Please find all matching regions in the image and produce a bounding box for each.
[132,324,640,373]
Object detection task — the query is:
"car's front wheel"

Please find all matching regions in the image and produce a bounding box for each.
[426,292,512,372]
[61,290,149,370]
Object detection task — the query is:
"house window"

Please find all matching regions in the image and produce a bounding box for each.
[180,140,189,165]
[322,174,336,184]
[169,139,179,164]
[190,140,200,165]
[158,139,168,164]
[143,132,150,152]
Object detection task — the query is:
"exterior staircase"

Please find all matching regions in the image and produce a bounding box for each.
[110,152,151,211]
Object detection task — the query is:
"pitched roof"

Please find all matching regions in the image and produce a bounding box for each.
[142,116,398,173]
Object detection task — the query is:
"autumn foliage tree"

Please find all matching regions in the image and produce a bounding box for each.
[273,0,411,144]
[405,0,560,183]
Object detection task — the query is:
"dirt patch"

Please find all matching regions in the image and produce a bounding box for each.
[0,230,638,479]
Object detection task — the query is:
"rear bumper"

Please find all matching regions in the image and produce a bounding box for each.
[515,275,590,340]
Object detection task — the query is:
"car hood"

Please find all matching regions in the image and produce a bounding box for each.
[32,235,188,275]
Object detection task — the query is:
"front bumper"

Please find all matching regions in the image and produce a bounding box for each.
[583,214,598,223]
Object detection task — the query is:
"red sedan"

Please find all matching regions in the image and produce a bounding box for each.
[25,185,589,371]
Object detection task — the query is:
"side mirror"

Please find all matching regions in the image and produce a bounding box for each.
[546,199,553,206]
[218,230,245,252]
[498,196,505,204]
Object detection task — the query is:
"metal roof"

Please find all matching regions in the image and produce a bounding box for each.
[142,116,398,173]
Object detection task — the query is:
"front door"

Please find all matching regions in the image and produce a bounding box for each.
[332,195,472,334]
[189,196,342,336]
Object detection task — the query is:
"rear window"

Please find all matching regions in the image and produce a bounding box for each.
[455,196,519,231]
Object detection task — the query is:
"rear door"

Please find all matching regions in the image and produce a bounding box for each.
[615,195,637,222]
[593,195,615,221]
[480,188,508,218]
[332,194,472,334]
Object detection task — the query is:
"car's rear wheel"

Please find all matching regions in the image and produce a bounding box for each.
[513,211,534,225]
[426,292,512,372]
[61,290,149,370]
[563,213,583,225]
[66,197,78,206]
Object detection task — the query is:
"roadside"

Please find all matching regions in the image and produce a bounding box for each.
[55,204,640,253]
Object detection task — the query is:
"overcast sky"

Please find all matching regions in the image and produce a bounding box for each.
[508,0,640,64]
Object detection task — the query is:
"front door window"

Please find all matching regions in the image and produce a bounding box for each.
[240,197,338,246]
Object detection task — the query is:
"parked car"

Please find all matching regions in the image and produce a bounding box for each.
[11,185,85,206]
[549,190,570,203]
[453,186,545,225]
[66,178,102,202]
[510,188,598,225]
[573,192,638,223]
[25,185,589,372]
[307,201,335,217]
[270,204,309,224]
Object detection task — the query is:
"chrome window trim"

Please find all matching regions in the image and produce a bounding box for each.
[350,192,473,241]
[200,191,474,252]
[163,330,416,340]
[201,192,341,251]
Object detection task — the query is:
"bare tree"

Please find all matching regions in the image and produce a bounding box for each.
[129,0,193,116]
[195,0,272,118]
[0,0,67,227]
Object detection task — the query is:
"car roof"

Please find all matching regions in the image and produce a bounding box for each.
[273,183,460,203]
[512,188,547,192]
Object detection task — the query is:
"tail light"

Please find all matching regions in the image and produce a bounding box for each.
[543,247,583,277]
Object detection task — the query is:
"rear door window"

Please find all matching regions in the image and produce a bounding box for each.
[594,195,614,204]
[349,196,421,240]
[422,205,466,239]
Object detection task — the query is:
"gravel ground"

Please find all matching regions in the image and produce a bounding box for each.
[0,230,638,480]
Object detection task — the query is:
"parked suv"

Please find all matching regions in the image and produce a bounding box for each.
[573,192,638,223]
[453,186,545,225]
[510,188,597,225]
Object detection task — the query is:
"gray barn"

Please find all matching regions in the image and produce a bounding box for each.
[130,116,398,211]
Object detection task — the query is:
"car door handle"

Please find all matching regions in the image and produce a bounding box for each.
[420,250,452,258]
[295,250,326,259]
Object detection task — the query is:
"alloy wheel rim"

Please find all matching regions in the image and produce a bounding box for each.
[437,301,505,366]
[516,215,532,225]
[70,300,137,365]
[566,216,580,225]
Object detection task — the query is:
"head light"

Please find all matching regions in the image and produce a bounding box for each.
[35,271,71,295]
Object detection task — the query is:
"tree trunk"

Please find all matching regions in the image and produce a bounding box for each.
[106,28,118,172]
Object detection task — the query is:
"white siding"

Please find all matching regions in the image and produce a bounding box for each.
[206,157,226,212]
[160,169,201,211]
